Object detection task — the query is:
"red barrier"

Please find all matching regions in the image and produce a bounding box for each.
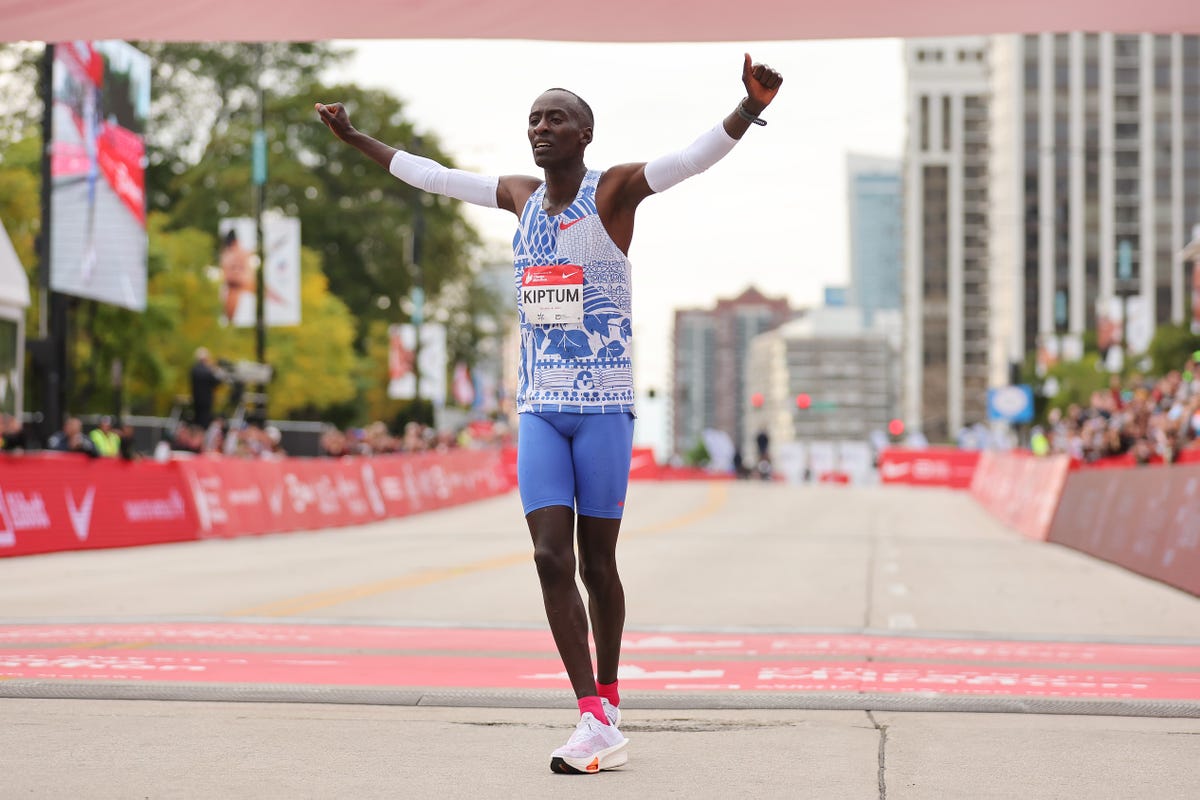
[1048,462,1200,596]
[499,446,733,483]
[0,454,198,557]
[181,450,514,540]
[878,448,981,489]
[969,452,1071,541]
[0,450,515,558]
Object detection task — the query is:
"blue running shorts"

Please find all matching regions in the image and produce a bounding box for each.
[517,411,635,519]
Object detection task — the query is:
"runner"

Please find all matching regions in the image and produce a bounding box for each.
[316,53,782,773]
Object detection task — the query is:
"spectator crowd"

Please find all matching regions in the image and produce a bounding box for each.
[1036,353,1200,465]
[0,413,510,462]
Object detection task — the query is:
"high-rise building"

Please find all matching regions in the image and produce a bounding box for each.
[847,154,903,328]
[671,287,791,457]
[902,38,991,442]
[988,33,1200,382]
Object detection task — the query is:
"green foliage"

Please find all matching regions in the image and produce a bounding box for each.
[165,79,481,345]
[1040,353,1111,415]
[131,42,347,213]
[1147,324,1200,376]
[0,42,501,426]
[0,44,42,152]
[264,249,359,419]
[0,138,40,331]
[685,438,711,467]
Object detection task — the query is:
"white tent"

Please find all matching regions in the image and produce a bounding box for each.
[0,221,31,418]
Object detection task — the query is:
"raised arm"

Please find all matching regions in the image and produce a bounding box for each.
[596,54,783,251]
[315,101,535,214]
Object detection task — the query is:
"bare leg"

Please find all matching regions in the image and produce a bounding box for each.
[526,505,596,699]
[577,515,625,685]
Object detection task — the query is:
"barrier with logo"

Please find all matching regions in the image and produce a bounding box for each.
[500,446,736,483]
[968,452,1072,541]
[0,454,198,557]
[877,448,981,489]
[1048,462,1200,596]
[182,450,514,540]
[0,450,514,558]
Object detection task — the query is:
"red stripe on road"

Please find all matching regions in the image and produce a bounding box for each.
[2,648,1199,700]
[1,624,1197,668]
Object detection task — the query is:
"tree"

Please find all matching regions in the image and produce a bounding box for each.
[0,45,42,154]
[130,42,348,214]
[1147,323,1200,376]
[260,249,359,419]
[0,42,496,426]
[164,79,482,345]
[0,136,40,332]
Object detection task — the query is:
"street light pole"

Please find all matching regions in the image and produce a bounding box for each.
[251,43,267,367]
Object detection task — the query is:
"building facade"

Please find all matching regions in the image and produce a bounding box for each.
[745,307,901,454]
[847,154,903,328]
[902,37,992,442]
[988,33,1200,383]
[671,287,792,458]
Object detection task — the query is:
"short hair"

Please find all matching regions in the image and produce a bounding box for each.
[544,88,594,129]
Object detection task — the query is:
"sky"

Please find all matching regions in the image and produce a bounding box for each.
[329,38,906,394]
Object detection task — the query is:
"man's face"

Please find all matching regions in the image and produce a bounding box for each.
[527,91,592,168]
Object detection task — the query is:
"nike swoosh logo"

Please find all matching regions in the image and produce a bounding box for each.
[559,217,586,231]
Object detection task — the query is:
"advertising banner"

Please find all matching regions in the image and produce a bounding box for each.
[1,451,515,559]
[180,450,512,541]
[218,215,302,327]
[387,323,447,404]
[0,455,197,557]
[878,448,981,489]
[49,40,151,311]
[986,385,1034,424]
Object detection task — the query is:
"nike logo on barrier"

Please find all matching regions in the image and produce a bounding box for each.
[559,217,586,231]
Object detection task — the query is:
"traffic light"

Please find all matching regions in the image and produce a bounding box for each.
[888,418,905,437]
[795,393,812,410]
[751,392,764,409]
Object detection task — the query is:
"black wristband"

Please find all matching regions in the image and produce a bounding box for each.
[737,102,767,127]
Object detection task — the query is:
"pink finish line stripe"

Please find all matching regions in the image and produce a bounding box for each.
[0,624,1198,668]
[2,648,1199,700]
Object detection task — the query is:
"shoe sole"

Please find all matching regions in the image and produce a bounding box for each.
[550,738,629,774]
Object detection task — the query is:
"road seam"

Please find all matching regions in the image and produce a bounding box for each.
[866,710,888,800]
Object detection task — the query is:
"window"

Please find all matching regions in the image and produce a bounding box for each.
[943,96,953,152]
[920,95,930,152]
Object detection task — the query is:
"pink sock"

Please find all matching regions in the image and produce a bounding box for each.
[578,696,609,724]
[596,680,620,707]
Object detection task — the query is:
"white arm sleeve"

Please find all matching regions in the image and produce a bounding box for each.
[388,150,499,209]
[643,124,739,194]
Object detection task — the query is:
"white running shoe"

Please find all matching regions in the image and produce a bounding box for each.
[601,697,622,727]
[550,712,628,774]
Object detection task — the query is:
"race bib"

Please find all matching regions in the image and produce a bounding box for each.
[521,264,584,324]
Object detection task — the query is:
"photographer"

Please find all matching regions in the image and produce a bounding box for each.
[190,348,227,429]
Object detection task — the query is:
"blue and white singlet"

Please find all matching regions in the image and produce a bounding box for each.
[513,169,635,415]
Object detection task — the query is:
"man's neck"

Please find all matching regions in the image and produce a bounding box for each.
[541,163,588,214]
